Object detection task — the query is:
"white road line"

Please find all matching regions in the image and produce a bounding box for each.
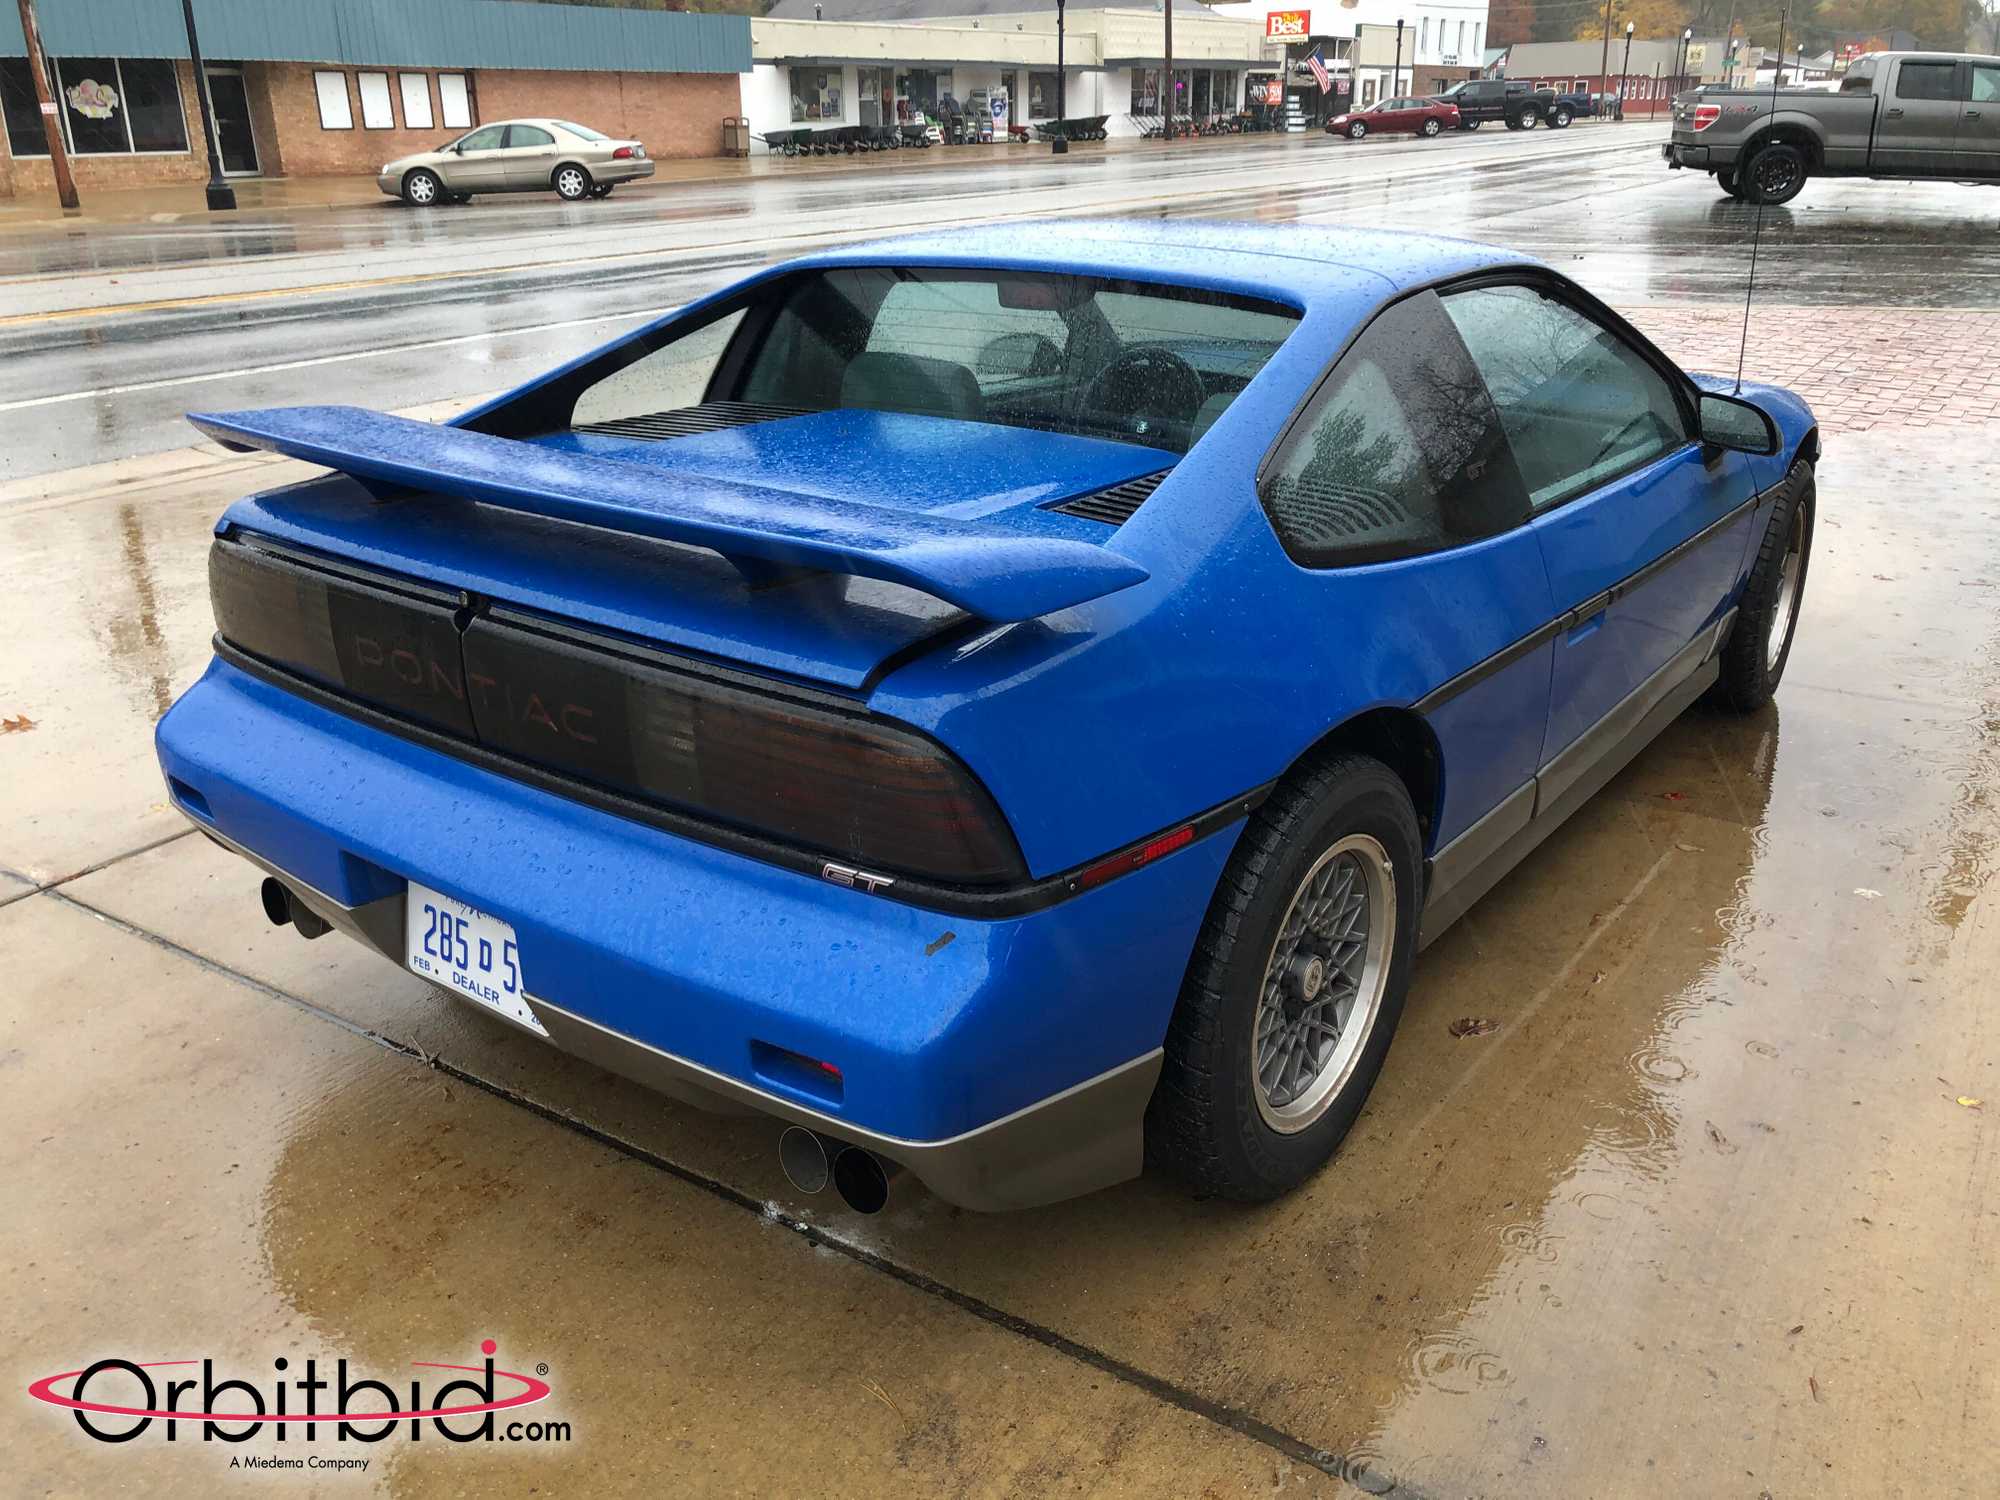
[0,303,675,412]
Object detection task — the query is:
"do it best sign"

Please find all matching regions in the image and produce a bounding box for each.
[1266,10,1311,38]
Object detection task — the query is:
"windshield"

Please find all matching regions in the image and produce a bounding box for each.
[725,268,1300,456]
[555,120,609,141]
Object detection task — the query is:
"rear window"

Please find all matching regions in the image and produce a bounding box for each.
[732,268,1300,455]
[555,120,608,141]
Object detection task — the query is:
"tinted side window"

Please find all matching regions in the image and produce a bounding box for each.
[1895,61,1957,101]
[507,124,555,147]
[1442,284,1688,513]
[459,125,506,150]
[1259,292,1529,567]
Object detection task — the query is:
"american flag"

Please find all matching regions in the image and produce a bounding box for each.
[1306,48,1331,94]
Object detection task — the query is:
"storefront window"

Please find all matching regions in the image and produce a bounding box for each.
[5,56,190,155]
[790,66,842,122]
[895,67,947,122]
[1130,68,1160,115]
[1027,71,1059,119]
[858,65,882,126]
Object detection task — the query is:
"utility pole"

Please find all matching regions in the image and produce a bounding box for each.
[1599,0,1613,102]
[180,0,236,209]
[15,0,78,210]
[1393,18,1404,98]
[1052,0,1067,153]
[1163,0,1175,140]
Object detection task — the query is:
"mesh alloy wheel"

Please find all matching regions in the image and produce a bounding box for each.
[1251,835,1396,1133]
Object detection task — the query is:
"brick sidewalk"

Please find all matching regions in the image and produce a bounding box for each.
[1626,304,2000,433]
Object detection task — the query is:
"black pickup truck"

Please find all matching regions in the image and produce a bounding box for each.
[1437,78,1571,130]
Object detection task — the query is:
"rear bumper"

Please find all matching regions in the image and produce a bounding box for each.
[593,158,655,185]
[1663,140,1712,168]
[157,657,1237,1209]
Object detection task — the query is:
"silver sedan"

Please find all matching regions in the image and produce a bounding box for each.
[377,118,655,205]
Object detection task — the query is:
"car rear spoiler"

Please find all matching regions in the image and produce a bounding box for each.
[187,405,1149,623]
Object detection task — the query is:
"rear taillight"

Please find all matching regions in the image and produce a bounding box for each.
[613,145,636,159]
[211,540,475,738]
[461,613,1027,886]
[1692,104,1720,131]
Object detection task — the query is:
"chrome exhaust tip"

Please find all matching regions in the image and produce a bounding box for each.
[778,1126,834,1195]
[831,1146,900,1215]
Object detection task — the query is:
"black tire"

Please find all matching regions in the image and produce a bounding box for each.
[1710,461,1815,712]
[1421,117,1442,137]
[401,168,443,207]
[553,163,592,201]
[1462,119,1481,131]
[1717,168,1745,199]
[1348,120,1367,139]
[1551,107,1573,128]
[1744,141,1808,204]
[589,183,614,198]
[1507,111,1530,131]
[1146,753,1422,1201]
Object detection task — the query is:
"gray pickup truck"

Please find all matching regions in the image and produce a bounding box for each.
[1663,51,2000,203]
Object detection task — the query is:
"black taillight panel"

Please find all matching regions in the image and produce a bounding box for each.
[462,612,1027,886]
[210,541,474,738]
[209,537,1027,890]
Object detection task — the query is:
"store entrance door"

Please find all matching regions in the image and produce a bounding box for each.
[204,67,259,175]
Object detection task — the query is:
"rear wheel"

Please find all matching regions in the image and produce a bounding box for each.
[1420,117,1442,137]
[1147,753,1421,1201]
[1461,119,1481,131]
[1348,120,1367,139]
[1551,106,1573,128]
[1744,141,1808,204]
[401,168,443,206]
[1717,167,1746,199]
[1711,462,1815,712]
[589,183,615,198]
[553,164,592,201]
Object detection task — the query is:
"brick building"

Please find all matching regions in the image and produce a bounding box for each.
[0,0,750,200]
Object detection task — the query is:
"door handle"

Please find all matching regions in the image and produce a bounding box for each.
[1885,106,1904,118]
[1967,110,1984,119]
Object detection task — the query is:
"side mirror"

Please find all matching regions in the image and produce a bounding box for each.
[1697,391,1779,456]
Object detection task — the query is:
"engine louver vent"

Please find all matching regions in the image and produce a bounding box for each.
[1048,469,1170,526]
[572,401,811,441]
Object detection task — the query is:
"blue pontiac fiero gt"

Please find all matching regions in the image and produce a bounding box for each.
[157,222,1816,1212]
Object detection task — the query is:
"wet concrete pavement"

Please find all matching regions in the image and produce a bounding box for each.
[5,129,1999,1496]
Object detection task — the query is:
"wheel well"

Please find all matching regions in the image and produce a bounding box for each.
[1743,125,1822,170]
[1291,709,1443,851]
[553,160,591,183]
[1792,424,1821,469]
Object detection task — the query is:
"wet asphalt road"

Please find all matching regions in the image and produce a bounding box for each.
[6,120,2000,480]
[5,126,1999,1496]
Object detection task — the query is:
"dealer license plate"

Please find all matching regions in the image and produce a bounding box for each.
[405,883,546,1037]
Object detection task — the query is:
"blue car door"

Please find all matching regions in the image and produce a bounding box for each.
[1439,281,1757,789]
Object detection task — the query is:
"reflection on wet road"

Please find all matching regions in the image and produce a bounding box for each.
[7,124,2000,478]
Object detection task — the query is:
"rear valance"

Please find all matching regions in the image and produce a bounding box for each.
[189,406,1149,623]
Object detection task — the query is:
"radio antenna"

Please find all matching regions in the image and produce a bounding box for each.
[1735,4,1788,393]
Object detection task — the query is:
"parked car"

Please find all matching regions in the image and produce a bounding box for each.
[1665,50,2000,202]
[160,222,1818,1213]
[1556,89,1624,120]
[1437,77,1562,130]
[1327,96,1462,139]
[377,118,653,205]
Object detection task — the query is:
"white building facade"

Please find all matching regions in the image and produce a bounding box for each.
[745,0,1278,148]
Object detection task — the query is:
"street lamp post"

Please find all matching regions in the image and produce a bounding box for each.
[181,0,236,210]
[1620,21,1634,118]
[1679,26,1693,95]
[1163,0,1175,140]
[1053,0,1067,153]
[1392,18,1403,100]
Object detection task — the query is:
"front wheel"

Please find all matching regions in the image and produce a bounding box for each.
[1745,142,1808,204]
[1348,120,1367,139]
[1551,107,1573,128]
[1421,118,1442,138]
[401,168,443,206]
[1460,119,1481,131]
[1147,753,1421,1201]
[553,164,592,201]
[1711,462,1814,712]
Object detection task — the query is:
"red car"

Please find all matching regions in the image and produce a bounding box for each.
[1326,96,1460,140]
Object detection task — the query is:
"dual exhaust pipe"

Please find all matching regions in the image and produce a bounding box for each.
[260,876,330,940]
[779,1126,901,1215]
